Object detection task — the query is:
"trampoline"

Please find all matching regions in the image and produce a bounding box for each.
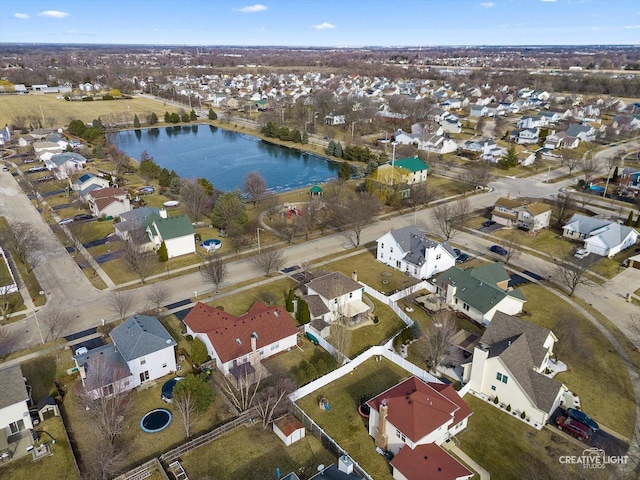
[140,409,172,433]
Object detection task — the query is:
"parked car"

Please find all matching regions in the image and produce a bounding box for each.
[58,217,73,225]
[556,415,591,442]
[483,220,496,227]
[22,158,37,164]
[456,253,471,263]
[28,166,47,173]
[574,248,590,259]
[37,175,55,183]
[74,213,94,221]
[453,248,461,257]
[566,408,599,432]
[490,245,508,256]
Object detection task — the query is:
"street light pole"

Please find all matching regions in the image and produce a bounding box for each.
[257,227,264,253]
[33,309,45,345]
[391,141,398,186]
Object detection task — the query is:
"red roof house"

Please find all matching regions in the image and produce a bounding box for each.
[183,301,299,377]
[390,443,473,480]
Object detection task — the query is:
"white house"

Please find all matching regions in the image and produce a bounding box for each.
[44,152,87,179]
[73,315,177,399]
[566,124,596,142]
[376,225,457,280]
[462,312,566,428]
[183,301,299,377]
[72,172,110,195]
[433,263,526,325]
[142,212,196,259]
[392,129,420,146]
[87,187,131,218]
[563,214,639,258]
[491,197,552,232]
[367,377,473,480]
[303,271,370,324]
[325,113,345,126]
[0,365,34,456]
[33,140,64,159]
[114,207,161,240]
[470,104,488,117]
[417,134,457,154]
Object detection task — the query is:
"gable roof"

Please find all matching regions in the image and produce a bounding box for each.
[435,264,525,314]
[480,312,562,413]
[110,314,176,362]
[390,444,473,480]
[306,271,362,299]
[115,207,161,234]
[386,225,456,266]
[0,365,29,409]
[49,152,87,166]
[564,215,638,248]
[89,187,127,200]
[183,301,298,363]
[143,213,195,240]
[391,157,430,173]
[367,377,471,443]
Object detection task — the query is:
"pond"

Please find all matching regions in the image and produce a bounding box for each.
[113,125,339,193]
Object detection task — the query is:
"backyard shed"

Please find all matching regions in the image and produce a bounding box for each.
[273,414,305,446]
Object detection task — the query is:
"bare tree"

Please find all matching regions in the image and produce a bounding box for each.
[108,290,134,321]
[339,191,381,248]
[0,325,20,359]
[460,160,494,190]
[75,354,133,444]
[252,248,286,276]
[0,286,24,322]
[331,316,352,364]
[1,222,38,269]
[243,171,268,206]
[40,306,70,341]
[552,259,594,297]
[145,283,169,312]
[222,369,261,412]
[275,216,302,244]
[580,155,601,184]
[83,437,128,480]
[124,228,154,284]
[180,179,211,221]
[254,373,296,429]
[402,183,437,220]
[502,230,521,265]
[200,252,227,291]
[420,310,458,373]
[260,194,281,222]
[551,193,576,227]
[431,198,471,240]
[559,149,581,175]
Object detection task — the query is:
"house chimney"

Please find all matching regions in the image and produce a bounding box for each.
[375,401,389,450]
[251,332,258,351]
[159,208,167,219]
[352,271,357,282]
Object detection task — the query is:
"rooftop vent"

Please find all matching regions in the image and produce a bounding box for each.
[236,338,242,345]
[251,332,258,339]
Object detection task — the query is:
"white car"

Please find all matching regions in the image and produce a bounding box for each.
[58,218,74,225]
[574,249,590,259]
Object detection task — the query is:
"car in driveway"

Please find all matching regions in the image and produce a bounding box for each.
[489,245,508,256]
[567,408,599,432]
[456,253,471,263]
[74,213,95,222]
[453,248,461,257]
[556,415,591,442]
[28,166,47,173]
[37,175,55,183]
[483,220,496,227]
[58,217,74,225]
[574,248,590,259]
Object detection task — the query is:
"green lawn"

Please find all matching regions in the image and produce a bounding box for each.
[519,284,636,438]
[296,357,412,480]
[264,336,337,386]
[179,423,336,480]
[208,277,297,316]
[21,350,76,399]
[491,227,575,260]
[457,396,598,480]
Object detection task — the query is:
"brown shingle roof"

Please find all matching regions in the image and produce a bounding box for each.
[390,444,473,480]
[306,271,361,299]
[0,365,28,409]
[89,187,126,199]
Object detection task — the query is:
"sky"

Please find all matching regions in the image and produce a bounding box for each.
[1,0,639,47]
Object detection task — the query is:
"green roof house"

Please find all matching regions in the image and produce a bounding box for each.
[375,156,430,186]
[434,263,526,325]
[143,211,196,259]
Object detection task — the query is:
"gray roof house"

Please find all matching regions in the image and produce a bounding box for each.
[44,152,87,179]
[73,315,177,398]
[114,207,161,240]
[463,312,566,428]
[0,365,34,455]
[304,271,370,324]
[563,214,638,258]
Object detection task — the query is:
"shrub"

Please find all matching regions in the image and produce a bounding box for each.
[493,396,499,405]
[521,411,526,419]
[373,315,380,324]
[191,337,209,364]
[506,404,512,412]
[286,289,295,312]
[81,96,94,101]
[185,334,193,342]
[158,241,168,262]
[409,321,421,339]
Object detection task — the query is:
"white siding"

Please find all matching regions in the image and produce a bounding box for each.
[0,401,33,435]
[126,346,176,388]
[165,235,195,258]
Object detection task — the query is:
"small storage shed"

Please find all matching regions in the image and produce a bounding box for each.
[36,396,60,422]
[273,414,305,446]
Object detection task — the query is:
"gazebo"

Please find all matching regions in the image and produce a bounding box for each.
[309,184,323,197]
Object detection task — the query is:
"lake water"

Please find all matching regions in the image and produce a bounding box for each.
[113,125,338,192]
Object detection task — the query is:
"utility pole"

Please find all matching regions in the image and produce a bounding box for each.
[391,141,398,186]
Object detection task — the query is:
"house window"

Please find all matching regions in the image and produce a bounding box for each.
[491,385,496,391]
[502,375,508,384]
[496,372,502,381]
[463,303,470,311]
[140,371,149,382]
[395,429,406,442]
[390,247,393,253]
[436,254,441,260]
[140,357,146,365]
[9,419,25,434]
[162,363,167,368]
[334,298,338,304]
[349,292,353,299]
[381,243,384,250]
[396,260,401,268]
[270,342,279,351]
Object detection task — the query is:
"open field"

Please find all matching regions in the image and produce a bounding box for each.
[0,94,179,127]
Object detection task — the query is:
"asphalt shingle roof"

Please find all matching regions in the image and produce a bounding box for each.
[388,225,456,266]
[0,365,28,409]
[143,213,195,240]
[391,157,430,173]
[109,314,176,362]
[306,271,362,299]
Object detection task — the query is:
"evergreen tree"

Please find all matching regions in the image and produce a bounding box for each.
[170,112,180,123]
[190,109,197,121]
[298,298,310,324]
[181,112,190,123]
[190,337,209,364]
[338,162,351,180]
[159,168,172,187]
[149,112,159,125]
[286,289,295,312]
[635,214,640,229]
[133,114,141,128]
[302,131,309,144]
[292,129,302,143]
[208,108,217,120]
[325,140,335,156]
[499,144,519,170]
[158,241,168,262]
[625,211,634,226]
[164,111,171,123]
[333,141,343,158]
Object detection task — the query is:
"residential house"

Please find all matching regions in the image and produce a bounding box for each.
[114,207,161,240]
[462,312,566,428]
[438,115,462,134]
[539,111,563,124]
[433,263,526,325]
[491,197,552,231]
[33,140,64,160]
[302,271,370,324]
[460,138,497,157]
[73,315,177,398]
[566,124,596,143]
[392,129,420,146]
[367,377,473,480]
[0,126,11,146]
[511,128,540,145]
[417,134,457,154]
[441,98,463,110]
[517,116,546,130]
[183,301,298,378]
[375,157,430,187]
[470,105,488,117]
[517,151,537,167]
[376,225,457,280]
[563,214,638,257]
[87,187,131,218]
[325,113,345,126]
[72,172,110,193]
[0,365,34,456]
[143,212,195,259]
[543,131,580,150]
[44,152,87,179]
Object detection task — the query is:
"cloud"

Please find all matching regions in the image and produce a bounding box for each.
[480,2,494,7]
[312,22,335,30]
[624,24,640,29]
[38,10,70,18]
[540,0,557,2]
[13,13,29,19]
[234,4,267,13]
